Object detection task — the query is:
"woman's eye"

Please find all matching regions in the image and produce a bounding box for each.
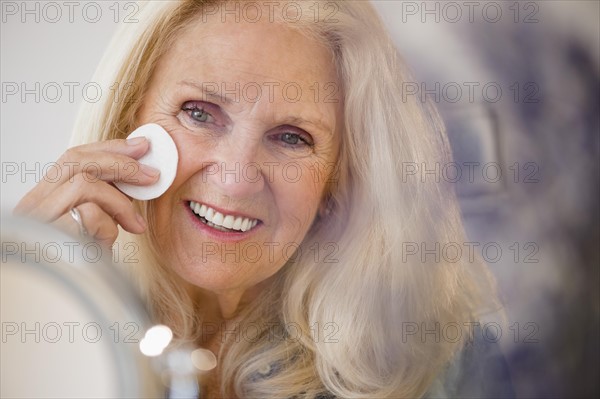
[182,104,215,124]
[277,131,313,148]
[282,132,301,145]
[191,108,209,122]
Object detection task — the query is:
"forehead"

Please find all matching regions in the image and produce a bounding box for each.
[153,12,341,109]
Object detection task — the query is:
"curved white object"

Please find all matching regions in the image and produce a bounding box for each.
[115,123,179,200]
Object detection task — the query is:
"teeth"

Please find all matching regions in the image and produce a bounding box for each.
[223,215,234,229]
[189,201,259,232]
[205,207,214,222]
[205,220,231,232]
[232,217,242,230]
[213,212,224,225]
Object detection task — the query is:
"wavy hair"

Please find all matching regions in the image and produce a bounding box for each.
[71,1,499,397]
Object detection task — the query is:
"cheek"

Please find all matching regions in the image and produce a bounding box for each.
[273,168,324,232]
[157,126,212,192]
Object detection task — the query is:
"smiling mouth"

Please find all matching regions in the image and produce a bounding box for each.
[188,201,259,233]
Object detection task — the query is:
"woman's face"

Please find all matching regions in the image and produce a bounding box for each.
[137,11,341,313]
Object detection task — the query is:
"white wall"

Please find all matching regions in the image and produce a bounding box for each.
[1,1,120,210]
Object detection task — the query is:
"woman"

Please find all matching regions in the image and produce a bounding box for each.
[15,1,513,398]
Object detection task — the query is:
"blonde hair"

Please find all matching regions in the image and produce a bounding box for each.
[72,1,499,397]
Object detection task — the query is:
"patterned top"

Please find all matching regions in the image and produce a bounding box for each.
[424,330,515,398]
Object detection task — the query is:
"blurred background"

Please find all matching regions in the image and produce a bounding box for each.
[2,1,599,397]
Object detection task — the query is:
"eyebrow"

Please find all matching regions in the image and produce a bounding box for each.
[177,79,234,105]
[176,79,335,135]
[283,117,334,136]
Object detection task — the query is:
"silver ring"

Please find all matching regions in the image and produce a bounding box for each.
[69,207,89,237]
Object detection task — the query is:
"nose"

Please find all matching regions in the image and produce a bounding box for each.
[204,127,266,199]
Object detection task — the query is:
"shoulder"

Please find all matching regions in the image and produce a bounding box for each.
[425,327,516,399]
[277,325,515,399]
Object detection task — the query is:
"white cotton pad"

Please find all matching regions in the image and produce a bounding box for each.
[115,123,178,200]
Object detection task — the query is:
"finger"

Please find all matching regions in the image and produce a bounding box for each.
[54,203,121,248]
[53,211,84,241]
[59,150,161,184]
[26,174,146,234]
[14,149,160,214]
[75,136,152,159]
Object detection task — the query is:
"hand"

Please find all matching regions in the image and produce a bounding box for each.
[14,137,160,248]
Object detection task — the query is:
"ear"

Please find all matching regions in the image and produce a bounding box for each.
[318,195,333,219]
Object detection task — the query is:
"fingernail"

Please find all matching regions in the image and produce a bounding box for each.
[136,213,147,229]
[127,136,147,146]
[139,163,160,177]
